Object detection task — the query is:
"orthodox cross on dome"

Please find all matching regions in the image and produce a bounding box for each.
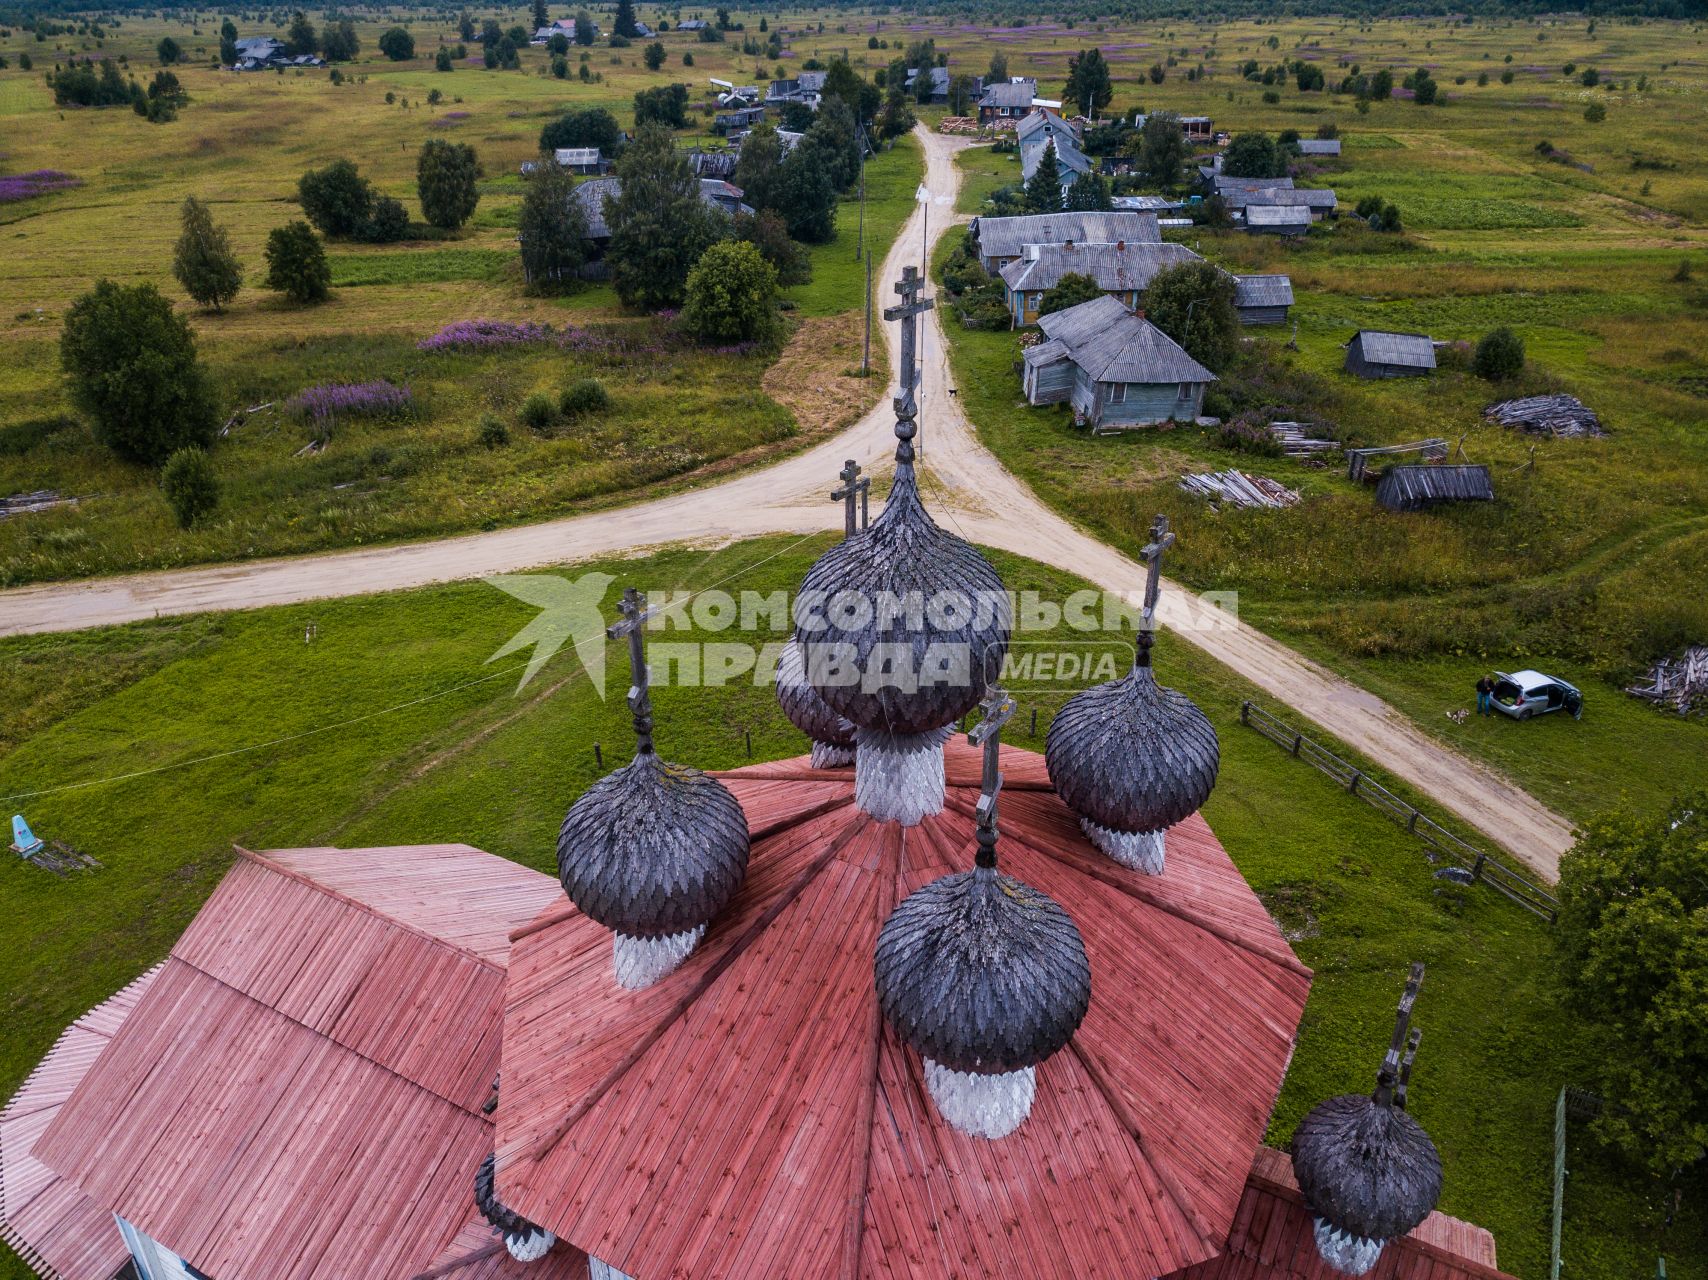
[1136,512,1176,661]
[1372,961,1425,1108]
[883,266,935,465]
[831,458,870,536]
[967,687,1017,868]
[606,585,655,754]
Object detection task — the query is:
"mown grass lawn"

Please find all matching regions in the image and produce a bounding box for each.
[1,535,1701,1280]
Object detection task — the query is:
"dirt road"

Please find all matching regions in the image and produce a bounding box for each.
[0,128,1575,878]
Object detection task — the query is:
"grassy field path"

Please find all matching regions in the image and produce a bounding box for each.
[0,127,1575,877]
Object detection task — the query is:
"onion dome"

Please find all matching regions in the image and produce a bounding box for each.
[775,636,856,769]
[794,268,1010,825]
[558,587,750,989]
[874,691,1090,1139]
[475,1153,556,1262]
[1291,964,1443,1276]
[1045,514,1217,874]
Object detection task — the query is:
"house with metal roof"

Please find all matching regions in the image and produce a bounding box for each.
[1000,240,1203,327]
[1245,204,1313,236]
[572,176,752,250]
[976,77,1039,124]
[1296,137,1342,157]
[1240,186,1338,220]
[903,65,953,102]
[1022,294,1217,428]
[1345,329,1438,378]
[1017,109,1093,197]
[765,70,827,108]
[1233,275,1295,325]
[1376,463,1495,511]
[969,209,1161,273]
[1210,173,1294,197]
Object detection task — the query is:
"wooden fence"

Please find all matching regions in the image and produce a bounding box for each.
[1238,700,1559,921]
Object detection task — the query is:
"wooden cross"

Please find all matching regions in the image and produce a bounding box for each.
[967,686,1016,868]
[1133,513,1176,661]
[883,267,936,460]
[606,585,654,752]
[830,458,870,536]
[1373,962,1425,1107]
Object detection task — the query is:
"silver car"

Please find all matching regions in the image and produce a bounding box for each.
[1491,669,1583,720]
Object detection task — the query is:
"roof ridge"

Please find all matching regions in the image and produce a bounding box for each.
[521,810,874,1169]
[940,794,1311,978]
[233,846,503,973]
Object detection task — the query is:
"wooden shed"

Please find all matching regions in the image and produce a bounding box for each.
[1244,204,1313,236]
[1345,329,1437,378]
[1233,274,1295,326]
[1376,463,1495,511]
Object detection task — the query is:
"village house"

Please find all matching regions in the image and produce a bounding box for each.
[1017,108,1093,197]
[1023,293,1217,428]
[903,65,954,102]
[231,34,321,69]
[713,104,767,135]
[1000,240,1204,327]
[1206,171,1293,195]
[572,176,751,259]
[1244,204,1313,236]
[1233,275,1295,325]
[969,209,1162,274]
[552,148,608,174]
[976,77,1039,124]
[1296,137,1343,157]
[765,70,827,109]
[1237,186,1338,221]
[1345,329,1439,378]
[1133,111,1215,143]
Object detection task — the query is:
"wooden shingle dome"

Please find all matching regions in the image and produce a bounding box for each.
[775,636,857,768]
[475,1152,557,1262]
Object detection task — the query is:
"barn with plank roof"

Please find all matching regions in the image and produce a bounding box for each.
[3,271,1520,1280]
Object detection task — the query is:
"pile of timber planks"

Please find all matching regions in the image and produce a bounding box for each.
[1484,395,1606,438]
[1179,470,1301,509]
[938,117,983,135]
[1627,646,1708,714]
[1268,421,1340,458]
[0,490,79,518]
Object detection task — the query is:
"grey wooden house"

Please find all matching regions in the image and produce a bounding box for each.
[1375,464,1494,511]
[1345,330,1437,378]
[999,241,1202,327]
[1233,275,1294,326]
[1023,294,1216,431]
[969,210,1161,274]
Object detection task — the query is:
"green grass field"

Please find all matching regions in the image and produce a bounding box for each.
[0,533,1699,1279]
[0,18,921,584]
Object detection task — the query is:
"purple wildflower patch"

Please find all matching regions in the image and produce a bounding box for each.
[0,170,81,203]
[288,380,412,422]
[418,319,554,351]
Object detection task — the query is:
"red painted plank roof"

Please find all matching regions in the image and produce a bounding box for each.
[33,845,578,1280]
[0,966,160,1280]
[417,1216,589,1279]
[1162,1148,1513,1280]
[494,742,1315,1280]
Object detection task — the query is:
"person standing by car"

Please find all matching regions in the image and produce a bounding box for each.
[1475,674,1494,716]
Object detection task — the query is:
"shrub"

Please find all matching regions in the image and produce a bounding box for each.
[264,220,331,304]
[417,138,480,230]
[172,195,242,311]
[1473,326,1525,381]
[560,378,609,417]
[298,159,372,238]
[478,414,510,448]
[1038,272,1105,318]
[60,280,218,466]
[435,47,453,71]
[643,41,665,70]
[160,447,219,528]
[378,27,415,61]
[539,106,623,155]
[156,35,180,64]
[682,240,780,345]
[360,195,411,244]
[1584,101,1606,123]
[519,392,557,431]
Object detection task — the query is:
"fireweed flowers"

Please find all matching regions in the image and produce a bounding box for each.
[0,170,80,203]
[287,380,413,424]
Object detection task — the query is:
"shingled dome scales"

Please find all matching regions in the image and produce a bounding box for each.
[875,689,1092,1139]
[794,267,1011,825]
[1045,514,1219,873]
[474,1152,557,1262]
[556,586,750,989]
[1291,963,1445,1276]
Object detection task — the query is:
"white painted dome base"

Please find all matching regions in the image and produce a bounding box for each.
[810,740,856,769]
[1311,1216,1386,1276]
[504,1228,556,1262]
[612,926,704,990]
[589,1258,636,1280]
[1080,819,1166,875]
[924,1060,1036,1139]
[854,728,948,826]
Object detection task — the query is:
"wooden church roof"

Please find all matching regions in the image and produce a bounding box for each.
[493,739,1314,1280]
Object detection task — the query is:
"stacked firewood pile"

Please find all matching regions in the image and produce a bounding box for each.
[1268,421,1341,458]
[1484,395,1607,438]
[1179,470,1301,510]
[1628,646,1708,715]
[938,117,983,135]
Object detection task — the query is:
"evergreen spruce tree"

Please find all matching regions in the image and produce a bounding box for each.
[172,195,243,311]
[1024,144,1064,213]
[613,0,638,38]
